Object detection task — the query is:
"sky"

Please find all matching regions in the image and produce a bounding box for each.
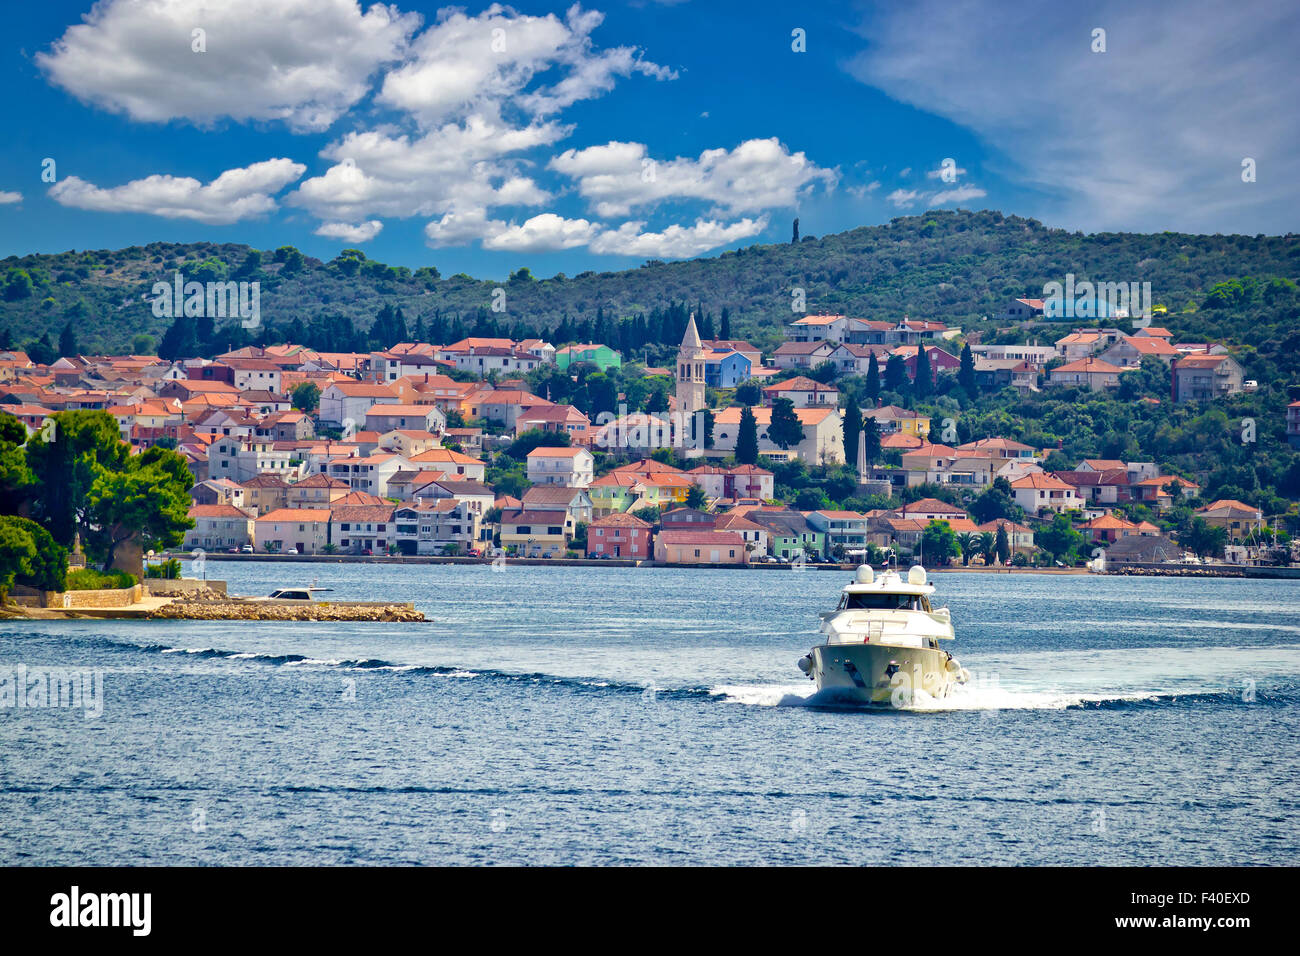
[2,0,1297,281]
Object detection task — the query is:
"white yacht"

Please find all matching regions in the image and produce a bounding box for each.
[797,564,969,705]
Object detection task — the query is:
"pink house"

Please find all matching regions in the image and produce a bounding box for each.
[587,512,652,559]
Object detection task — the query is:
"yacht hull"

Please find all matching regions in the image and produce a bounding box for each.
[810,643,958,706]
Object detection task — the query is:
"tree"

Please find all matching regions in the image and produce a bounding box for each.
[958,343,977,397]
[978,531,996,565]
[25,410,129,548]
[686,483,708,509]
[866,352,881,402]
[884,353,909,393]
[505,428,570,461]
[843,402,862,469]
[0,519,37,603]
[735,405,759,465]
[995,523,1011,564]
[0,412,33,514]
[1035,513,1084,565]
[920,520,959,566]
[810,360,839,385]
[956,531,977,566]
[734,382,762,406]
[970,476,1020,523]
[59,322,78,358]
[4,269,34,301]
[861,416,881,466]
[0,515,66,592]
[792,217,800,243]
[1179,516,1228,558]
[85,446,194,571]
[913,345,933,397]
[768,398,803,450]
[291,381,321,414]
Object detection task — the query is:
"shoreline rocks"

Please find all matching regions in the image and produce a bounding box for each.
[145,601,426,622]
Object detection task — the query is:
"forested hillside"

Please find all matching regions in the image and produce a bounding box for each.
[2,210,1297,367]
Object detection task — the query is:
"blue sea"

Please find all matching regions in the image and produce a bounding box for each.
[1,563,1297,865]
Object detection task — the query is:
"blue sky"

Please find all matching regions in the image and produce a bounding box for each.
[2,0,1296,281]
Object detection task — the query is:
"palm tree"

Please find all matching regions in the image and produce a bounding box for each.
[955,532,977,566]
[978,531,995,565]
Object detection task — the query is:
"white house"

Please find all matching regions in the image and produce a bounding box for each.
[526,447,595,488]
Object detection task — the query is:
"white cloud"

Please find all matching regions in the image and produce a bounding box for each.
[290,116,559,221]
[588,217,767,257]
[928,185,986,206]
[424,207,508,247]
[550,138,836,217]
[846,0,1300,232]
[379,5,672,126]
[0,191,21,204]
[38,0,418,131]
[482,214,600,252]
[886,189,921,208]
[424,206,765,258]
[314,220,383,243]
[848,181,881,199]
[48,159,305,224]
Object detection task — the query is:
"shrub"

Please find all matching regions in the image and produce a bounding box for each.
[66,568,137,590]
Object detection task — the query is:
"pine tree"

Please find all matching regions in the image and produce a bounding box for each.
[719,308,731,340]
[884,353,908,393]
[958,342,977,397]
[736,405,759,465]
[768,398,804,450]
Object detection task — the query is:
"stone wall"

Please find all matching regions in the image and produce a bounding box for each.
[144,578,228,597]
[40,584,144,608]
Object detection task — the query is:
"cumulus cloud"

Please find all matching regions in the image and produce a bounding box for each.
[589,217,767,257]
[290,116,559,221]
[846,0,1300,232]
[549,138,836,217]
[37,0,418,131]
[0,191,21,204]
[314,220,384,243]
[48,159,305,224]
[482,214,600,252]
[378,4,673,126]
[423,206,764,258]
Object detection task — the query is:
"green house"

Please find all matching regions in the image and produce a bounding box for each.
[556,343,622,372]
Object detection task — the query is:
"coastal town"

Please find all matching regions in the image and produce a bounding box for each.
[1,297,1294,577]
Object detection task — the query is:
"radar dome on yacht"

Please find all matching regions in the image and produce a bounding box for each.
[855,565,874,584]
[908,565,927,586]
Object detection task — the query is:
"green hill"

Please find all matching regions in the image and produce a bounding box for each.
[1,209,1297,368]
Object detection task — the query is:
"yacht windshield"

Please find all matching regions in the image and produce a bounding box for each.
[842,592,922,611]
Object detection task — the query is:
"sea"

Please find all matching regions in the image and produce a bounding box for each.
[1,563,1297,866]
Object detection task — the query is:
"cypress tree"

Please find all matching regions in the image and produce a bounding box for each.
[914,345,932,397]
[736,405,759,465]
[958,342,977,396]
[843,401,862,469]
[866,351,881,401]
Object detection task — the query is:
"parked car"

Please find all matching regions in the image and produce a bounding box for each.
[240,545,254,553]
[361,548,373,556]
[287,548,299,555]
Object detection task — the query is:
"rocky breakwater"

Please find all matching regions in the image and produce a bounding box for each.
[147,600,426,622]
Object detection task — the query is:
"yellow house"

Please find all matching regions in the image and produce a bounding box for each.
[499,508,574,556]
